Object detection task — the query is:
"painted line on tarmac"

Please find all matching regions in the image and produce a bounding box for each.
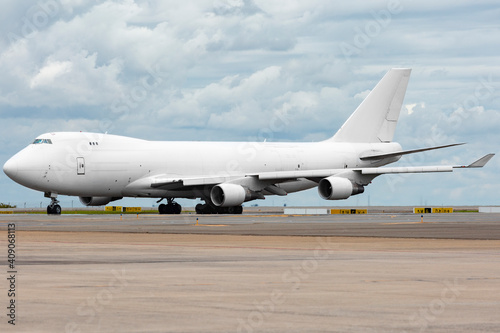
[194,224,229,227]
[380,222,435,225]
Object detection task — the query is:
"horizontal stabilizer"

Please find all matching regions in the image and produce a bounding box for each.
[360,143,465,160]
[454,153,495,168]
[362,154,494,175]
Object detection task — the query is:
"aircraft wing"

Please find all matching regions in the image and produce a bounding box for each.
[141,154,494,190]
[359,143,465,160]
[150,175,242,189]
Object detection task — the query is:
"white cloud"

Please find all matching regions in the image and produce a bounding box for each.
[406,103,416,115]
[30,60,72,88]
[405,102,425,115]
[354,89,370,100]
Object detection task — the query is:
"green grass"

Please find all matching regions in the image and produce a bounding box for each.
[31,210,160,215]
[61,210,159,215]
[13,209,196,215]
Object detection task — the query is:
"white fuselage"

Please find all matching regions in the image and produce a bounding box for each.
[4,132,401,199]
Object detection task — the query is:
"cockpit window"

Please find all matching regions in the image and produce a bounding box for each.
[33,139,53,144]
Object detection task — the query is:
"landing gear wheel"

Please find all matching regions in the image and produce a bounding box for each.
[47,204,61,215]
[218,206,243,214]
[158,199,182,215]
[46,194,62,215]
[172,202,182,214]
[195,204,205,214]
[195,203,217,214]
[195,203,242,215]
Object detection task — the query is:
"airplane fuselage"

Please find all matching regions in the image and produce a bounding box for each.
[4,132,401,199]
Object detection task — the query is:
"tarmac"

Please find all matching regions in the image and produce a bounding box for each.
[1,209,500,332]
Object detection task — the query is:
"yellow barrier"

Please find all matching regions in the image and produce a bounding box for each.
[0,211,13,214]
[414,207,431,214]
[414,207,453,214]
[105,206,123,212]
[432,207,453,213]
[123,207,142,213]
[330,209,367,215]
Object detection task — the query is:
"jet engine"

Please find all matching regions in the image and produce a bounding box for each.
[210,184,263,207]
[79,196,122,206]
[318,177,364,200]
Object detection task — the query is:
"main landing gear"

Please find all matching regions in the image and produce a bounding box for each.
[195,203,243,215]
[158,198,182,215]
[157,198,242,215]
[47,196,62,215]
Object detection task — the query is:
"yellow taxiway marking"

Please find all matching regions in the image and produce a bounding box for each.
[195,224,228,227]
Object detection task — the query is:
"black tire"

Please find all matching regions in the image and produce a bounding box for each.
[159,204,167,214]
[47,205,62,215]
[160,202,182,214]
[196,203,217,214]
[216,207,228,214]
[172,202,182,214]
[195,204,204,214]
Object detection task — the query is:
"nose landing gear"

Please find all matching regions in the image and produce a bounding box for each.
[46,195,62,215]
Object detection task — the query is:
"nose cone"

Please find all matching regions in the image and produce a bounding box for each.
[3,157,19,180]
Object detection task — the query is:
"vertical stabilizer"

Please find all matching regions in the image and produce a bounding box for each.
[330,68,411,143]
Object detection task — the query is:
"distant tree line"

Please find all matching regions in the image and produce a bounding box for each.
[0,203,16,208]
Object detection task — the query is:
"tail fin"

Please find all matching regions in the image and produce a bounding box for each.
[329,68,411,143]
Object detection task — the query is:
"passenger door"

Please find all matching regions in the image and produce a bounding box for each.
[77,157,85,175]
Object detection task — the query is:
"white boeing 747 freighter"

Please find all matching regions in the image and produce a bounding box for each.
[3,69,494,214]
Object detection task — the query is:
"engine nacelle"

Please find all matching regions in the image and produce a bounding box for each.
[79,196,122,206]
[210,183,265,207]
[211,184,246,207]
[318,177,364,200]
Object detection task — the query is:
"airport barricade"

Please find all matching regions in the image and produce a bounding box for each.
[105,206,123,212]
[123,207,142,213]
[413,207,453,214]
[284,208,368,215]
[330,209,367,215]
[284,208,329,215]
[105,206,142,213]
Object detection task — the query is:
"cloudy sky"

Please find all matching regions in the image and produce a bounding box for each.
[1,0,499,208]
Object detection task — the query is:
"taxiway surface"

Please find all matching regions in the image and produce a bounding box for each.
[2,211,500,239]
[1,212,499,332]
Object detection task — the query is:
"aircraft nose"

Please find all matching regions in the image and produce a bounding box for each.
[3,157,19,179]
